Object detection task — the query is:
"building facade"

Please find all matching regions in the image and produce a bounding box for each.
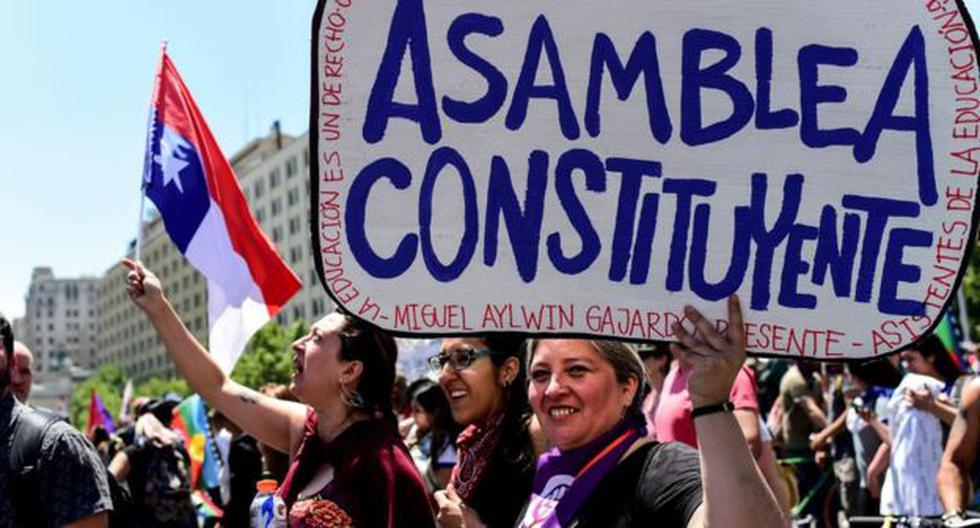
[95,220,209,380]
[94,125,331,381]
[22,267,98,373]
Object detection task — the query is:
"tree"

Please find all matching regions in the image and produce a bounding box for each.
[230,320,308,390]
[69,365,126,428]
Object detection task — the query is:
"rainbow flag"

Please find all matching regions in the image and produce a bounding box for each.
[192,489,223,521]
[171,395,220,489]
[85,389,116,437]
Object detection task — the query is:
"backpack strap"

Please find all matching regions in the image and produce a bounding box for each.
[9,404,64,525]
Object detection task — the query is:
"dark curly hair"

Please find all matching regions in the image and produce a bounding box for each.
[0,313,12,360]
[915,334,961,383]
[482,335,535,471]
[336,310,399,427]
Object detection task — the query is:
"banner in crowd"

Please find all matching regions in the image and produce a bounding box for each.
[311,0,980,358]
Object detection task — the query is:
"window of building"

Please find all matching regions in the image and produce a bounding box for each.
[271,198,282,217]
[255,180,265,198]
[272,226,283,243]
[290,247,302,264]
[288,188,300,207]
[289,216,301,235]
[256,208,266,224]
[270,168,281,189]
[287,158,298,178]
[303,149,309,167]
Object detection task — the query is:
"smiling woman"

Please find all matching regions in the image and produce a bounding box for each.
[518,296,789,528]
[430,336,538,528]
[122,259,436,527]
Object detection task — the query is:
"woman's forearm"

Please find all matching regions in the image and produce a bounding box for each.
[930,400,957,426]
[145,298,227,400]
[695,411,788,528]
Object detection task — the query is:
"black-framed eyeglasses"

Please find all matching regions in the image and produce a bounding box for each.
[428,348,493,372]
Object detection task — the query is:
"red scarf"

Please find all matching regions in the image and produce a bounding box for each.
[450,411,506,502]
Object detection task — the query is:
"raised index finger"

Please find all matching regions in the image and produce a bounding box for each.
[727,294,745,351]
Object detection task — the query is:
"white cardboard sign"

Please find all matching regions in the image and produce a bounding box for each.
[311,0,980,358]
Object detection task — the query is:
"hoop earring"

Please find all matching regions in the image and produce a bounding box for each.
[339,379,365,409]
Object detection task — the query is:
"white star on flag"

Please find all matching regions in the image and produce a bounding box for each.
[154,128,192,193]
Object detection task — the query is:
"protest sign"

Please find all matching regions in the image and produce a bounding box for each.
[311,0,980,358]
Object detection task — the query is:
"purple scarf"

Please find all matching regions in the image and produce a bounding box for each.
[519,415,646,528]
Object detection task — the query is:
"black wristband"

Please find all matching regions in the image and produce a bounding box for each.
[691,401,734,419]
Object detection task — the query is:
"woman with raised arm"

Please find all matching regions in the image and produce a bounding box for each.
[518,296,788,528]
[123,259,435,527]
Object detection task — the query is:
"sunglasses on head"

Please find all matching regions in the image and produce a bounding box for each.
[428,347,493,372]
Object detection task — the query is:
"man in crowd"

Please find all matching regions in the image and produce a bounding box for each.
[10,341,33,403]
[937,376,980,523]
[0,313,112,527]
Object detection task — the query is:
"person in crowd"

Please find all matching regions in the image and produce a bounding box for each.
[936,375,980,523]
[859,335,962,517]
[123,259,434,527]
[108,412,196,527]
[651,333,789,513]
[257,382,298,483]
[653,339,761,452]
[809,359,901,517]
[210,410,263,528]
[768,360,828,517]
[0,313,113,527]
[405,379,462,493]
[518,296,787,527]
[10,341,33,403]
[430,336,537,528]
[393,371,410,420]
[401,377,436,438]
[637,342,671,434]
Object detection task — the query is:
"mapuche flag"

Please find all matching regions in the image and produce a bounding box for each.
[141,47,301,373]
[171,395,221,489]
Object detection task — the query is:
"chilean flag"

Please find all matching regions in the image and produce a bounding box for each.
[142,48,301,373]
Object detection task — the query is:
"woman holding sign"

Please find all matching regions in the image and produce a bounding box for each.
[122,260,435,527]
[518,296,787,527]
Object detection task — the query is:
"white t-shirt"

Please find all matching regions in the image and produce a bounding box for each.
[879,373,946,517]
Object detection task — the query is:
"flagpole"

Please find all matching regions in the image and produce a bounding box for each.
[957,285,973,343]
[136,40,168,263]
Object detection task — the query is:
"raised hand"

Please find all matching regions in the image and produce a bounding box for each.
[670,295,747,408]
[122,258,166,314]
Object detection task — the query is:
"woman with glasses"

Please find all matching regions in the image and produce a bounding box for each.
[429,336,538,528]
[123,260,435,527]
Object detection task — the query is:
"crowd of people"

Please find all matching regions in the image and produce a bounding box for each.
[0,259,977,527]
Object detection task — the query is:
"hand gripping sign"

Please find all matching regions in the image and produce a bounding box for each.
[311,0,980,359]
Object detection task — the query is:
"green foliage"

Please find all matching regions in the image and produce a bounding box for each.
[230,320,307,390]
[959,238,980,340]
[70,321,305,427]
[135,377,191,400]
[69,365,125,428]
